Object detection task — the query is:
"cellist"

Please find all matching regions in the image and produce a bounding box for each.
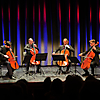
[52,38,74,73]
[79,39,100,76]
[23,38,40,74]
[0,41,16,79]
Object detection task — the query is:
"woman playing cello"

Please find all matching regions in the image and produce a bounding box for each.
[79,39,100,76]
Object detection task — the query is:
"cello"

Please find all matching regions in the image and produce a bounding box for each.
[81,41,99,70]
[57,49,70,66]
[30,44,40,65]
[4,41,19,69]
[6,50,19,69]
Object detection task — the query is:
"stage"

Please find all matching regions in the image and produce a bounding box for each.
[0,65,100,83]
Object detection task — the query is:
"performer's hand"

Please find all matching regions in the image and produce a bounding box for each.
[92,46,96,50]
[31,49,34,52]
[52,52,55,55]
[4,55,9,58]
[10,48,12,52]
[65,54,68,58]
[79,53,82,56]
[65,45,70,48]
[34,44,37,47]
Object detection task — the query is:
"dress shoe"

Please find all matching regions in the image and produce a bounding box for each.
[82,73,89,77]
[36,70,40,73]
[62,71,67,74]
[10,76,16,80]
[66,71,70,74]
[5,72,9,77]
[58,71,61,75]
[26,71,29,74]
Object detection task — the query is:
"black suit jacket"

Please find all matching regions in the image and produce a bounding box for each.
[82,46,100,65]
[0,45,9,62]
[54,45,74,63]
[23,43,39,63]
[24,43,39,55]
[54,45,74,54]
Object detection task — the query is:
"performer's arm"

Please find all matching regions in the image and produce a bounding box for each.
[0,46,9,58]
[79,49,90,56]
[34,44,39,51]
[24,44,31,51]
[53,46,61,54]
[66,45,75,52]
[55,48,61,53]
[35,47,39,51]
[0,46,4,56]
[93,46,100,53]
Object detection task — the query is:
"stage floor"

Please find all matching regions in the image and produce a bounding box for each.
[0,65,100,83]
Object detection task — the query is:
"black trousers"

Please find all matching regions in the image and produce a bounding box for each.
[23,54,32,72]
[90,62,98,75]
[4,61,14,78]
[58,62,71,72]
[83,62,98,76]
[23,54,40,72]
[66,63,71,71]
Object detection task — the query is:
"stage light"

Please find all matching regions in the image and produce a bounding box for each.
[59,1,62,45]
[99,7,100,47]
[17,4,21,65]
[2,7,5,45]
[38,4,41,53]
[69,2,71,45]
[25,5,27,45]
[43,0,48,65]
[77,4,80,61]
[85,25,88,50]
[90,6,92,40]
[51,19,53,65]
[33,5,35,41]
[8,6,11,41]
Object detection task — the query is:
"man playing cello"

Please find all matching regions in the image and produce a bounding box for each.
[23,38,40,74]
[0,41,18,79]
[52,38,74,73]
[79,39,100,76]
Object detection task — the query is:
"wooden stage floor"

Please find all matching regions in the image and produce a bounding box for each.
[0,65,100,83]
